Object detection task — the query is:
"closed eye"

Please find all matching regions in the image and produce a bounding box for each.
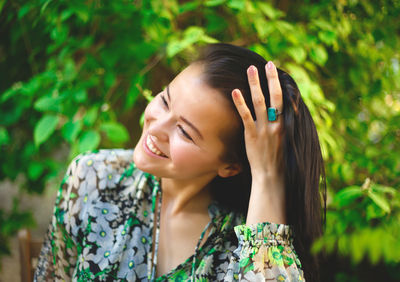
[178,125,193,141]
[160,90,194,142]
[161,94,169,109]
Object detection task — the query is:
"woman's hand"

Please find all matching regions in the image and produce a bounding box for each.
[232,61,286,224]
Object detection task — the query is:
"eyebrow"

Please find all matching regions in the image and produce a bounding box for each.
[167,86,204,140]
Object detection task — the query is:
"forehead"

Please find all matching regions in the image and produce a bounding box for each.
[169,64,237,141]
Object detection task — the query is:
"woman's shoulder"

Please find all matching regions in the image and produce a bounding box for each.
[57,149,155,241]
[66,148,150,193]
[71,148,134,168]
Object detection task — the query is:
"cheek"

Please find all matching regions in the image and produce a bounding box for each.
[169,136,219,168]
[169,137,197,165]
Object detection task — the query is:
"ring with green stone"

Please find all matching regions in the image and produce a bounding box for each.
[267,107,282,122]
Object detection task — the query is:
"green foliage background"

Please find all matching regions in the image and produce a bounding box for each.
[1,0,399,280]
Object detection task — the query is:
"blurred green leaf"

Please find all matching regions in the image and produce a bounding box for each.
[368,190,391,214]
[0,127,10,145]
[18,4,32,19]
[167,26,217,57]
[333,186,363,208]
[83,107,98,126]
[257,2,284,19]
[62,120,82,143]
[34,95,62,112]
[1,84,20,103]
[287,46,307,63]
[73,89,88,103]
[34,114,59,146]
[100,122,130,143]
[366,202,386,220]
[125,76,144,110]
[227,0,245,10]
[0,0,6,13]
[178,1,200,13]
[28,162,44,181]
[78,130,100,153]
[318,30,337,45]
[205,0,225,7]
[310,45,328,65]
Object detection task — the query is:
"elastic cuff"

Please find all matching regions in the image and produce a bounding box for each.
[234,222,293,243]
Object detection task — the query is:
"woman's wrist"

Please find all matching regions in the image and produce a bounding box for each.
[251,169,284,192]
[246,172,286,225]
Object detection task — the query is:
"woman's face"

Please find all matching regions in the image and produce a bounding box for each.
[133,63,239,182]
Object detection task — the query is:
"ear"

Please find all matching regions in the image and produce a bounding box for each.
[217,163,242,178]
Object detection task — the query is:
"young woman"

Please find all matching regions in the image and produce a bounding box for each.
[35,44,325,281]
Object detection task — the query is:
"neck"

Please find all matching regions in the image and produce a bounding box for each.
[160,177,213,216]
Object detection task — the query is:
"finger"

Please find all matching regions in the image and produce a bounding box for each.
[231,89,256,134]
[265,61,283,113]
[247,65,267,124]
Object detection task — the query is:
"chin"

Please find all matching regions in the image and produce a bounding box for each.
[133,142,146,169]
[133,145,161,177]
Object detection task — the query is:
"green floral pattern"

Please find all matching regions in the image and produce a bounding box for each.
[34,149,304,281]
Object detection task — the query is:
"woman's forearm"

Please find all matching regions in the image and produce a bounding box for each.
[246,173,286,225]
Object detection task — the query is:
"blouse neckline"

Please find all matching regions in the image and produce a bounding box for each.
[147,174,223,281]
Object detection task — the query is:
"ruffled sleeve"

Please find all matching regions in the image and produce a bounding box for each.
[34,155,82,281]
[226,222,305,281]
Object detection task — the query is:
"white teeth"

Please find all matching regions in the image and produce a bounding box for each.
[146,135,166,157]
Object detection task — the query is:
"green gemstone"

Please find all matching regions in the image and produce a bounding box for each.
[268,107,277,121]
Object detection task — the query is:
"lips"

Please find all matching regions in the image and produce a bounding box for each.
[145,134,168,158]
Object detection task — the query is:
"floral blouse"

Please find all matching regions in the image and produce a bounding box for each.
[34,149,304,281]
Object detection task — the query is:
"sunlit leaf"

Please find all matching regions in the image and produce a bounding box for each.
[333,186,363,208]
[368,190,391,213]
[227,0,245,10]
[83,107,98,126]
[34,114,59,146]
[310,45,328,66]
[366,202,386,220]
[100,122,130,143]
[78,130,100,153]
[34,96,62,112]
[257,2,284,19]
[287,46,306,63]
[205,0,225,7]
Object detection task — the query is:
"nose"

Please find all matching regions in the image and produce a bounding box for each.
[148,122,169,142]
[145,110,170,143]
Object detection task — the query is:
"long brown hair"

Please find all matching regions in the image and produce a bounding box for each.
[195,43,326,282]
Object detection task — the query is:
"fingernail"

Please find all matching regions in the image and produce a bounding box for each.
[248,65,257,75]
[267,61,275,70]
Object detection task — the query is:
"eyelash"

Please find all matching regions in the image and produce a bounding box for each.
[160,94,168,108]
[178,125,192,140]
[160,94,193,141]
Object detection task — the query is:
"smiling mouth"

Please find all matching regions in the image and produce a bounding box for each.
[145,134,168,158]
